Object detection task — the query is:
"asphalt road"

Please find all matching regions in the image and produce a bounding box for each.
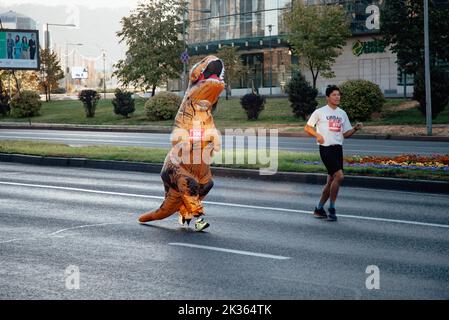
[0,162,448,300]
[1,129,449,156]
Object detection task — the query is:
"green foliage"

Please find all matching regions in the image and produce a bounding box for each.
[39,48,64,101]
[339,80,386,121]
[112,88,135,118]
[144,91,181,121]
[240,91,266,120]
[114,0,185,96]
[286,71,318,120]
[413,67,449,119]
[0,88,10,116]
[78,89,101,118]
[284,0,351,88]
[381,0,449,75]
[10,90,42,118]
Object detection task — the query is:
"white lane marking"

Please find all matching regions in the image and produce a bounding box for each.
[1,181,448,229]
[0,136,169,146]
[47,222,120,236]
[0,222,124,244]
[169,242,290,260]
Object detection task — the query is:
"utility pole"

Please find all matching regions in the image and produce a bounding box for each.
[103,50,106,99]
[424,0,432,135]
[267,24,273,96]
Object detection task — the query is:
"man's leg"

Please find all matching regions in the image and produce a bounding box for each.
[327,169,344,221]
[319,175,333,205]
[314,175,332,219]
[329,169,344,204]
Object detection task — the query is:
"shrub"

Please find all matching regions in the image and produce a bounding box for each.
[339,80,385,121]
[78,89,100,118]
[286,71,318,120]
[413,67,449,119]
[240,90,266,120]
[0,91,10,116]
[112,88,135,118]
[10,90,42,118]
[144,91,181,121]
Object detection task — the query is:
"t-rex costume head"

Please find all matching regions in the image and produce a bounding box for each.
[138,55,225,227]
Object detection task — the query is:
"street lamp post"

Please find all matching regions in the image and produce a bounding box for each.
[182,6,210,92]
[45,23,76,52]
[102,50,106,99]
[65,42,83,94]
[267,24,273,96]
[424,0,432,136]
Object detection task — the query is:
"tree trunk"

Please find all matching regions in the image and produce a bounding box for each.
[151,85,156,97]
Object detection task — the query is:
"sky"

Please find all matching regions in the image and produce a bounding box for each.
[0,0,141,10]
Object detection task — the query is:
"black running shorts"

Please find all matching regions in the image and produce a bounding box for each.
[319,145,343,176]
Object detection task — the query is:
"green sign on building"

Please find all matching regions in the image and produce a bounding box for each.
[352,39,386,56]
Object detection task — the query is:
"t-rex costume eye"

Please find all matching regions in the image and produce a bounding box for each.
[138,55,225,228]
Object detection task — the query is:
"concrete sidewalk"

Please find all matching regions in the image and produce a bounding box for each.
[1,121,449,141]
[1,153,448,195]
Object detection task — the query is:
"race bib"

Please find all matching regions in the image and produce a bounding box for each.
[189,128,204,141]
[328,119,342,132]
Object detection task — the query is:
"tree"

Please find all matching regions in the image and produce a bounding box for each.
[286,70,318,120]
[39,48,64,102]
[381,0,449,119]
[114,0,185,96]
[284,0,351,89]
[216,45,245,100]
[380,0,449,75]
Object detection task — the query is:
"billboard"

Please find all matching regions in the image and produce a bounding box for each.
[71,66,88,79]
[0,29,40,70]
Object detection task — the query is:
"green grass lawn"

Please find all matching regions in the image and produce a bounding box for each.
[0,96,447,129]
[369,104,449,125]
[1,140,447,182]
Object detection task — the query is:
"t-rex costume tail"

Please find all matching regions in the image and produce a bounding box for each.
[138,55,225,226]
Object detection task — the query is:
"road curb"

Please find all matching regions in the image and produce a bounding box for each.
[1,153,448,195]
[1,123,449,141]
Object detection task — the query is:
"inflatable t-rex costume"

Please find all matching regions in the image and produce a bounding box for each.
[138,55,225,231]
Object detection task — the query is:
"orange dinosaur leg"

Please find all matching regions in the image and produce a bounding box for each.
[178,179,214,220]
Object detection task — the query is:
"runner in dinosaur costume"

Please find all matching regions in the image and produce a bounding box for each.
[138,55,225,231]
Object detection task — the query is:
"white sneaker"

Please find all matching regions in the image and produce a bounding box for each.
[194,217,210,232]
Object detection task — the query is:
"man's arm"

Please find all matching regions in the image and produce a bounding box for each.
[343,123,363,138]
[304,125,324,144]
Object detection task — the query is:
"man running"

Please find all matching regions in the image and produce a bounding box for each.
[304,85,363,221]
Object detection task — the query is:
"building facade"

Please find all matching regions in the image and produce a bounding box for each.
[181,0,410,96]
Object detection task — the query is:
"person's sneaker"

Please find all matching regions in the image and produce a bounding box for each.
[327,208,337,221]
[194,217,210,232]
[178,214,191,226]
[313,207,327,219]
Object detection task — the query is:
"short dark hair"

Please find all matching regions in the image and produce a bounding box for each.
[325,85,340,97]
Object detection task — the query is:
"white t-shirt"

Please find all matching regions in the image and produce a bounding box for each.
[307,105,353,146]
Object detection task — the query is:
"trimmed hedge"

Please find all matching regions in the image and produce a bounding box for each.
[339,80,385,121]
[144,91,181,121]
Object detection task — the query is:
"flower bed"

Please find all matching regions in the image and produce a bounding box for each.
[297,154,449,172]
[345,154,449,171]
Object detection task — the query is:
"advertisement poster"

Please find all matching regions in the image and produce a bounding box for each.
[0,29,40,70]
